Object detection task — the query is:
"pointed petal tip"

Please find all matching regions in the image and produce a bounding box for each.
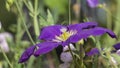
[113,43,120,50]
[18,46,36,63]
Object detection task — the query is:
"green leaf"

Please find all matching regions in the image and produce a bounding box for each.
[47,9,54,25]
[39,9,55,26]
[112,54,120,65]
[6,0,14,11]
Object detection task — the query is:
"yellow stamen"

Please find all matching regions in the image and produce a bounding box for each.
[53,28,77,42]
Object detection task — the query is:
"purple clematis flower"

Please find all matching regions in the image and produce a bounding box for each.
[87,0,99,8]
[19,22,116,63]
[86,43,120,56]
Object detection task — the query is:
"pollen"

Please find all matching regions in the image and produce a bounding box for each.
[53,28,77,42]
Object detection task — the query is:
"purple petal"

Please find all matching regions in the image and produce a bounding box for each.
[113,43,120,50]
[86,48,99,56]
[34,42,60,57]
[89,27,116,38]
[87,0,99,8]
[63,27,116,46]
[39,25,66,41]
[68,22,97,32]
[62,30,90,46]
[19,46,36,63]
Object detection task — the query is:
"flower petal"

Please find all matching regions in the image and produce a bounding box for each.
[113,43,120,50]
[18,46,36,63]
[87,0,99,8]
[63,27,116,46]
[62,30,90,46]
[34,42,60,57]
[86,48,99,56]
[89,27,116,38]
[39,25,65,41]
[68,22,97,32]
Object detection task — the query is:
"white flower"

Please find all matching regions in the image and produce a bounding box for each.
[0,32,12,52]
[60,52,73,63]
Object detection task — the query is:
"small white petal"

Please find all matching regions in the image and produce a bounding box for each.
[60,28,67,33]
[63,43,76,52]
[116,49,120,56]
[0,36,9,52]
[0,32,12,52]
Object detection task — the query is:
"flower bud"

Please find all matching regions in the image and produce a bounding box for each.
[60,52,73,63]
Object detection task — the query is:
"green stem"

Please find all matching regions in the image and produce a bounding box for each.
[68,0,78,66]
[68,45,76,66]
[15,1,35,45]
[68,0,75,63]
[106,9,112,30]
[106,52,118,68]
[16,18,21,46]
[79,45,85,68]
[33,0,40,37]
[69,0,71,25]
[0,46,13,68]
[68,0,80,67]
[114,0,120,36]
[102,7,112,30]
[102,5,120,33]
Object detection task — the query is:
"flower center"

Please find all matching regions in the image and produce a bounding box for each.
[53,28,77,42]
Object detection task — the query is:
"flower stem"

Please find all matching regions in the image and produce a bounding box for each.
[0,46,13,68]
[68,0,80,67]
[15,1,35,45]
[106,52,118,68]
[68,0,77,66]
[69,0,71,25]
[68,45,76,66]
[102,7,112,30]
[33,0,40,37]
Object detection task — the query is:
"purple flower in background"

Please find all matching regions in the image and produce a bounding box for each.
[113,43,120,50]
[86,48,99,56]
[19,22,116,63]
[113,43,120,55]
[87,0,99,8]
[86,43,120,56]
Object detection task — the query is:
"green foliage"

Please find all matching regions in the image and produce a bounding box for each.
[44,0,68,14]
[1,0,120,68]
[39,9,55,26]
[6,0,14,11]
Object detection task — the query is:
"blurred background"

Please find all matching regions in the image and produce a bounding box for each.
[0,0,120,68]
